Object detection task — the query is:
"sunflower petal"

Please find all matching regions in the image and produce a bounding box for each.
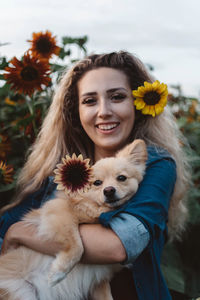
[155,104,164,115]
[144,81,153,91]
[134,99,146,110]
[57,184,64,190]
[132,89,144,97]
[142,105,150,115]
[78,154,84,160]
[159,97,167,106]
[152,80,160,90]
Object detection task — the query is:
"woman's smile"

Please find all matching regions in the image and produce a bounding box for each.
[95,122,120,132]
[78,67,135,161]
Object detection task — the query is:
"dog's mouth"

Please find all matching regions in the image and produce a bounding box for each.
[105,196,121,207]
[104,194,131,208]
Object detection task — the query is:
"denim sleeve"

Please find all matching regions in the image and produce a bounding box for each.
[110,213,150,264]
[0,176,57,240]
[0,237,3,250]
[100,158,176,241]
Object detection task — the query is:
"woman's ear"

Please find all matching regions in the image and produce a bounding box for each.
[116,139,148,165]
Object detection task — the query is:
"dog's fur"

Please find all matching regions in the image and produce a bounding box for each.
[0,139,147,300]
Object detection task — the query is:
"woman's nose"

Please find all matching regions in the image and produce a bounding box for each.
[97,98,112,118]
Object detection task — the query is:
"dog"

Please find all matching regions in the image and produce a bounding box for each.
[0,139,147,300]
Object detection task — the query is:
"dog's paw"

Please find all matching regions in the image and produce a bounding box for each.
[48,271,67,287]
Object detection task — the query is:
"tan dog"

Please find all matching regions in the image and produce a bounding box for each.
[0,139,147,300]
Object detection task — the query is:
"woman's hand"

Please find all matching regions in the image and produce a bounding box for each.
[1,221,62,256]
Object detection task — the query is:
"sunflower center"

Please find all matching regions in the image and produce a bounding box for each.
[62,161,89,191]
[36,38,52,54]
[20,66,38,81]
[144,91,160,105]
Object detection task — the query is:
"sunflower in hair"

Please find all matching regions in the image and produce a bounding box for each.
[54,154,92,195]
[132,80,168,117]
[28,31,60,60]
[4,52,51,96]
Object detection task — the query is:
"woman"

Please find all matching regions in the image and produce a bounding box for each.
[0,51,189,299]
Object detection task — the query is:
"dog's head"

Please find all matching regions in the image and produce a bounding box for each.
[89,139,147,208]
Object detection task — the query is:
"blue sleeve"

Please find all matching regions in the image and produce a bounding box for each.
[0,176,57,240]
[99,158,176,246]
[110,213,150,264]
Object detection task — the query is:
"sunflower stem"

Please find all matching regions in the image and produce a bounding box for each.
[26,95,37,137]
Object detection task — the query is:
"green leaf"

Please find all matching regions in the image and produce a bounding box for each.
[50,63,65,72]
[0,74,6,80]
[0,181,16,192]
[0,56,8,69]
[58,48,71,60]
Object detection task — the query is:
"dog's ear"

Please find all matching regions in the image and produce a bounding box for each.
[116,139,147,165]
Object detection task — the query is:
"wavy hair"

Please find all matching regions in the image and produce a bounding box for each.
[3,51,190,239]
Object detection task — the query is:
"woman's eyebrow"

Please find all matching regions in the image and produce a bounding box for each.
[81,91,97,97]
[107,88,127,93]
[81,88,127,97]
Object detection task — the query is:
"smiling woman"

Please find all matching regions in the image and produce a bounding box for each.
[0,51,190,300]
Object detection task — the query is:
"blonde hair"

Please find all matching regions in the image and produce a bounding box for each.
[3,51,190,239]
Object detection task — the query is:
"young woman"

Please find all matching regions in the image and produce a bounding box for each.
[0,51,190,300]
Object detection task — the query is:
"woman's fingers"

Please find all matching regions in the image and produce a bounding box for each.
[0,222,22,255]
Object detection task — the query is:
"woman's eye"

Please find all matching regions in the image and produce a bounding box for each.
[93,180,103,186]
[111,94,126,101]
[82,98,96,105]
[117,175,127,181]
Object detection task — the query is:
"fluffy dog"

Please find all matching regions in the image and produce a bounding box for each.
[0,139,147,300]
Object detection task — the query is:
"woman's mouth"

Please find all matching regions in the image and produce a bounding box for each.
[96,123,119,131]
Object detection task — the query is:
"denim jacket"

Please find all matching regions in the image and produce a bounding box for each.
[0,146,176,300]
[100,147,176,300]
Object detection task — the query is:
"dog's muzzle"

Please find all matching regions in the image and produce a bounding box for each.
[104,186,119,204]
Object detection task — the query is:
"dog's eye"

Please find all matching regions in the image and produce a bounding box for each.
[93,180,103,186]
[117,175,127,181]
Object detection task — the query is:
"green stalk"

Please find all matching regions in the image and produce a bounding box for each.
[26,95,37,137]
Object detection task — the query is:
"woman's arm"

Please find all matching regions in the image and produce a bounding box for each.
[79,223,127,264]
[1,221,127,264]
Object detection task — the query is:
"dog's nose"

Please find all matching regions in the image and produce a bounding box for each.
[103,186,116,197]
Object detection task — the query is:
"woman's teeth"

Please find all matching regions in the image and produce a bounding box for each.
[97,124,118,131]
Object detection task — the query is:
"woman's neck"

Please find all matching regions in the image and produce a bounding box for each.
[94,147,116,162]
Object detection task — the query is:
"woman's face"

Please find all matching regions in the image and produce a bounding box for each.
[78,67,135,161]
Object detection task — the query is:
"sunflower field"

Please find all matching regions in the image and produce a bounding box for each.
[0,31,88,203]
[0,31,200,300]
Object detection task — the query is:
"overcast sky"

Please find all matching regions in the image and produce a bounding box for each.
[1,0,200,98]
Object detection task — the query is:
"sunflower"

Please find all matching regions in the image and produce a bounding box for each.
[54,154,93,195]
[28,31,60,60]
[4,52,51,96]
[0,161,14,184]
[132,80,168,117]
[0,134,11,159]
